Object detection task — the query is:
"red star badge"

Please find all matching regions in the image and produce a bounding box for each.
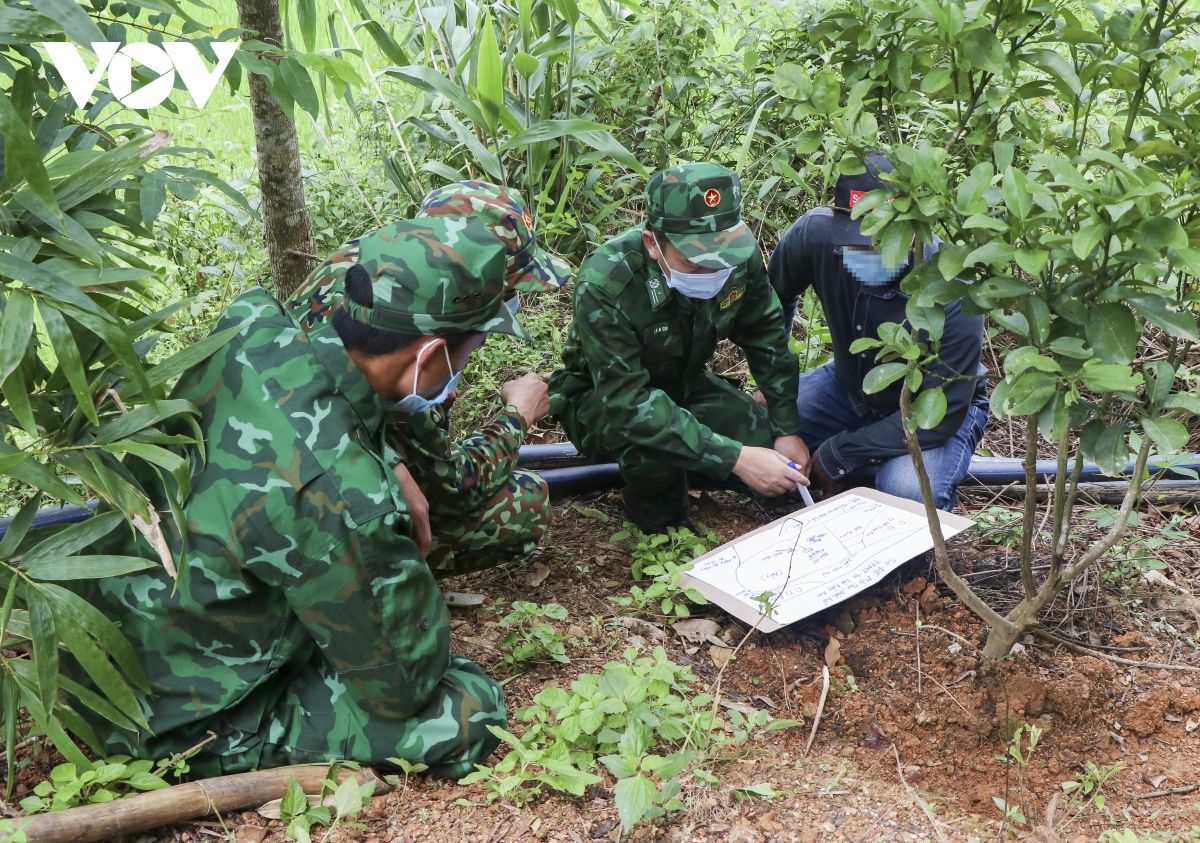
[704,188,721,208]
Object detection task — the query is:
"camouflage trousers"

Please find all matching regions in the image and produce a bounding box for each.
[559,371,774,531]
[424,468,550,577]
[144,650,505,781]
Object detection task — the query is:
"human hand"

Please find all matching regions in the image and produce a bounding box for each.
[751,388,767,408]
[500,372,550,429]
[809,451,843,497]
[773,434,810,476]
[393,463,431,555]
[732,445,809,497]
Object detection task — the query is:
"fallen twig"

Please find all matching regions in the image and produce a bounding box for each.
[1032,629,1200,672]
[804,666,830,756]
[1129,783,1200,800]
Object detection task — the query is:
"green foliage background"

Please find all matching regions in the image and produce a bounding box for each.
[1,0,1198,810]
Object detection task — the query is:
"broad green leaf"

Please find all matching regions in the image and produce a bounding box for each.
[36,0,105,45]
[1085,303,1136,364]
[773,64,812,101]
[280,59,319,118]
[961,28,1006,75]
[965,241,1016,267]
[1139,217,1188,249]
[296,0,318,51]
[735,783,783,799]
[811,69,840,113]
[1020,49,1081,95]
[615,774,657,831]
[920,68,952,94]
[0,289,34,384]
[1001,168,1032,221]
[863,363,909,394]
[475,8,504,133]
[1004,372,1056,416]
[23,555,155,581]
[22,511,123,567]
[1005,346,1060,376]
[1128,295,1198,341]
[1142,417,1189,455]
[0,367,35,437]
[1072,223,1106,259]
[513,51,538,79]
[1162,393,1200,415]
[911,388,947,430]
[1088,424,1129,477]
[1080,363,1142,393]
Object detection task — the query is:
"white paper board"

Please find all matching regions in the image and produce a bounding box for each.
[681,487,974,632]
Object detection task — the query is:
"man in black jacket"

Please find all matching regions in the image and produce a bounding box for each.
[767,153,989,511]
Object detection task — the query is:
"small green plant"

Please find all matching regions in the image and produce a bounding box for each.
[993,722,1041,828]
[461,646,798,832]
[609,525,715,618]
[279,763,375,843]
[497,601,571,672]
[1062,761,1123,818]
[18,758,170,813]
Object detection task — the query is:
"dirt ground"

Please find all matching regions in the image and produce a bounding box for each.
[91,484,1200,843]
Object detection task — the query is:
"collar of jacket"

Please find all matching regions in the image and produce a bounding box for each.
[300,318,388,436]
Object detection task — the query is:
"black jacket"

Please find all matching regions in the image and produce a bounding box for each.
[767,207,987,478]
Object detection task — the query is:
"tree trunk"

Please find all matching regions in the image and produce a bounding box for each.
[236,0,317,299]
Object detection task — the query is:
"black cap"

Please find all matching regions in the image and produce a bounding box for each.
[830,152,895,247]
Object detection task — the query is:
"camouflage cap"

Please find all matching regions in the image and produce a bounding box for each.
[418,181,572,293]
[644,162,758,269]
[289,216,529,341]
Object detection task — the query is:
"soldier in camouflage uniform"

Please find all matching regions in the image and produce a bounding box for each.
[73,216,532,779]
[549,163,811,533]
[288,181,569,577]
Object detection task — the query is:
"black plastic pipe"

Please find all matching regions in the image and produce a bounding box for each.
[2,447,1197,538]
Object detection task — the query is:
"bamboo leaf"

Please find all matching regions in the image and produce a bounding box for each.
[39,302,99,426]
[0,493,44,560]
[40,583,148,691]
[21,511,124,567]
[26,588,58,718]
[23,555,155,581]
[92,399,196,445]
[0,289,34,384]
[0,93,61,223]
[0,441,86,506]
[54,613,147,730]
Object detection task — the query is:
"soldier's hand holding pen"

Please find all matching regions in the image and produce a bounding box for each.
[732,445,809,496]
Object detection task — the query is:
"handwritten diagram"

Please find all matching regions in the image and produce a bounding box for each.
[683,491,972,630]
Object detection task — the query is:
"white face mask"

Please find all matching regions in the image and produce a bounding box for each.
[653,234,733,300]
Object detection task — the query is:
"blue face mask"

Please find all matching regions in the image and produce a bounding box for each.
[391,342,460,414]
[654,234,734,300]
[841,248,908,287]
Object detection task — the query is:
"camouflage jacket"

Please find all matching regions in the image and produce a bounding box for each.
[81,287,448,743]
[551,225,802,478]
[385,403,526,527]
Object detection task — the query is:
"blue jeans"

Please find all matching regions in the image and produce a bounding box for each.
[796,363,989,511]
